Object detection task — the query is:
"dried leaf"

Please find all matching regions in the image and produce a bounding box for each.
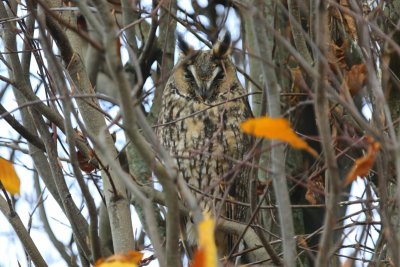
[327,43,348,73]
[77,150,96,173]
[289,67,309,106]
[116,38,121,60]
[256,179,271,195]
[305,187,317,205]
[0,157,20,195]
[344,137,380,186]
[341,258,354,267]
[191,214,217,267]
[297,236,309,250]
[95,250,143,267]
[305,175,325,205]
[240,116,318,157]
[343,64,367,96]
[73,129,97,173]
[340,0,358,40]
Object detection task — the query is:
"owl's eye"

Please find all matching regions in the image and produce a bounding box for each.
[184,69,194,80]
[215,70,225,81]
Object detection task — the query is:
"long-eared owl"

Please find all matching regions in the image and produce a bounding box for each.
[157,32,252,249]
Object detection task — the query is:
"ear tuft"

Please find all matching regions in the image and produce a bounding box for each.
[212,30,231,58]
[176,33,192,55]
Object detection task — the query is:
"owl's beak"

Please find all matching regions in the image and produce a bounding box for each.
[196,79,213,101]
[199,84,209,100]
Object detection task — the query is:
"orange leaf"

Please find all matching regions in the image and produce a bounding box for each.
[95,261,135,267]
[190,214,217,267]
[240,116,318,157]
[344,138,380,186]
[191,248,206,267]
[95,250,143,267]
[74,129,97,173]
[77,150,97,173]
[343,64,367,96]
[0,157,20,195]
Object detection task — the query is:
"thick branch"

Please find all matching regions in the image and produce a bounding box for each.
[36,12,102,261]
[31,109,92,262]
[0,104,45,151]
[41,0,135,254]
[244,2,297,266]
[313,2,341,266]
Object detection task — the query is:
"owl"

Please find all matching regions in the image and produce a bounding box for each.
[157,31,252,255]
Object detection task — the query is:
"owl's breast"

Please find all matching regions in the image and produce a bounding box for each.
[157,45,251,226]
[158,82,251,182]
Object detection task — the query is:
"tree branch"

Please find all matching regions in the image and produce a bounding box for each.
[313,2,341,266]
[243,2,297,265]
[0,194,48,267]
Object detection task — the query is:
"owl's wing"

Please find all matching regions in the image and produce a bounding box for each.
[243,93,254,119]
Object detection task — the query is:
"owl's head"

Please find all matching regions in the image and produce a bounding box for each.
[172,32,238,103]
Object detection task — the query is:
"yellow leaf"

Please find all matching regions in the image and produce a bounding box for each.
[0,157,20,195]
[96,262,135,267]
[191,214,217,267]
[240,116,318,157]
[95,250,143,267]
[344,137,380,186]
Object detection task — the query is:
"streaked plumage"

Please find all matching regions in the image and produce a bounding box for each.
[157,32,251,254]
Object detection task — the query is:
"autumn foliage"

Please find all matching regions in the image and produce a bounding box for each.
[240,116,318,157]
[95,251,143,267]
[344,137,380,186]
[0,157,20,195]
[191,214,218,267]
